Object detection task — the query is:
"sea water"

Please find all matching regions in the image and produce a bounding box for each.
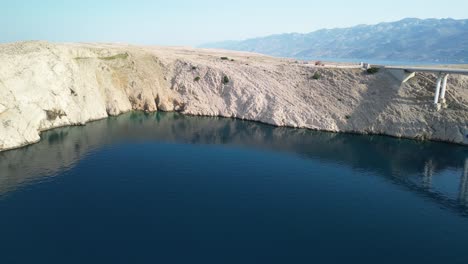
[0,112,467,263]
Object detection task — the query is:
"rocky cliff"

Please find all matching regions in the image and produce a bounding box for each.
[0,41,467,151]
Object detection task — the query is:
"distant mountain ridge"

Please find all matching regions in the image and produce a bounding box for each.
[201,18,468,63]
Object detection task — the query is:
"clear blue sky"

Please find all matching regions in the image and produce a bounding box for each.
[1,0,467,46]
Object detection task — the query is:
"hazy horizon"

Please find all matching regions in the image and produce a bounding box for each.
[201,17,468,44]
[2,0,468,46]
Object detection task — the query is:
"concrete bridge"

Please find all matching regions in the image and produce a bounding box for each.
[382,66,468,111]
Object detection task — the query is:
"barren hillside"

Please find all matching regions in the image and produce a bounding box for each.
[0,41,467,151]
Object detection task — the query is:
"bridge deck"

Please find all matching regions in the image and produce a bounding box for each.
[383,66,468,75]
[378,65,467,108]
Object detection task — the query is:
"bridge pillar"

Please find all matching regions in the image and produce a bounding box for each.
[433,74,443,110]
[387,69,416,83]
[440,74,449,104]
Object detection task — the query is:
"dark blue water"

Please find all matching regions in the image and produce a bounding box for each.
[0,112,467,264]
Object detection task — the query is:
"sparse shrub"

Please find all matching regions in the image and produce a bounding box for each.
[345,115,351,120]
[98,53,129,61]
[46,109,67,121]
[312,72,321,80]
[230,59,235,62]
[367,67,380,74]
[222,76,230,84]
[194,76,201,82]
[192,66,197,70]
[221,57,229,60]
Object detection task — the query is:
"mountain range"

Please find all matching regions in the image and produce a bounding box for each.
[201,18,468,64]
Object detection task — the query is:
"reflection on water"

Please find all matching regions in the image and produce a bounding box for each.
[1,112,467,214]
[1,112,468,263]
[460,159,468,205]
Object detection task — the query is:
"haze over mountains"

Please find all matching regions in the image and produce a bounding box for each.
[201,18,468,64]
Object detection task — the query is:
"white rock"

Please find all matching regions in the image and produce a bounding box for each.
[0,41,467,151]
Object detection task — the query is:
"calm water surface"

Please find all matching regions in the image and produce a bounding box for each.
[0,112,467,264]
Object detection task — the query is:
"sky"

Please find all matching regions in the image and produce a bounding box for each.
[1,0,467,46]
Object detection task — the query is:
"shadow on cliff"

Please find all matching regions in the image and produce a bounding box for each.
[338,70,439,139]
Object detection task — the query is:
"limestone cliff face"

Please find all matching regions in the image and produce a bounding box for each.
[0,41,467,151]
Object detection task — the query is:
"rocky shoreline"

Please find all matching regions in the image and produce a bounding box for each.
[0,41,467,151]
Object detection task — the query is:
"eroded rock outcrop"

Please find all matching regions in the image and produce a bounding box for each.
[0,41,467,151]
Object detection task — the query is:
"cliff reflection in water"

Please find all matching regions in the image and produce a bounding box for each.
[0,112,467,213]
